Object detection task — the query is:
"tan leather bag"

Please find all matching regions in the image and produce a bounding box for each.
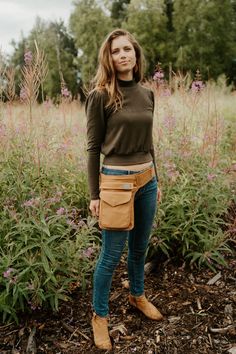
[99,166,155,231]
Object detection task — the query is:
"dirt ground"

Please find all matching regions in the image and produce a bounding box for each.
[0,244,235,354]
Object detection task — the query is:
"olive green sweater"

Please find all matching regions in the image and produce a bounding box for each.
[85,79,157,199]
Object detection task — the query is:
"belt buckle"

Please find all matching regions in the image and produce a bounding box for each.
[122,183,133,190]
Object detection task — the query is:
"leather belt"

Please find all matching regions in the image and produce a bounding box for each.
[100,166,155,190]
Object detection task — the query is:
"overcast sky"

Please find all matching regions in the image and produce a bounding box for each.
[0,0,74,55]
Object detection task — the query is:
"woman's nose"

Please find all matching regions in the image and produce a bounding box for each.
[120,51,127,58]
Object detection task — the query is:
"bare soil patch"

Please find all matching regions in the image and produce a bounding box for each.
[0,247,235,354]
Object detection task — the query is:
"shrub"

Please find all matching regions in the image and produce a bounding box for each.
[0,137,100,322]
[148,155,232,270]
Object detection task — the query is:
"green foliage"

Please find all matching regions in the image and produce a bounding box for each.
[70,0,112,84]
[110,0,131,26]
[173,0,236,79]
[0,137,100,323]
[125,0,172,76]
[148,154,232,271]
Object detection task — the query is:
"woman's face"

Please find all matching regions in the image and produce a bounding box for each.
[111,35,136,80]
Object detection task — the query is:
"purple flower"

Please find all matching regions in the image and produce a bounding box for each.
[83,247,94,258]
[167,170,180,181]
[22,197,40,207]
[56,207,65,215]
[24,51,33,65]
[3,268,15,278]
[207,173,217,181]
[47,196,61,204]
[163,149,173,158]
[44,99,53,108]
[153,71,164,80]
[191,80,205,92]
[61,87,71,98]
[78,220,86,228]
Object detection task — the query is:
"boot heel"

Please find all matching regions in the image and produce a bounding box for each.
[129,294,163,321]
[91,312,112,350]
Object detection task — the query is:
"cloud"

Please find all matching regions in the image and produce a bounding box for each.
[0,0,73,54]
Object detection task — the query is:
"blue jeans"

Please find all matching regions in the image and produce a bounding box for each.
[93,166,158,317]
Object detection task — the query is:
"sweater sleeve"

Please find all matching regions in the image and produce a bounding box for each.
[150,90,159,181]
[85,90,106,199]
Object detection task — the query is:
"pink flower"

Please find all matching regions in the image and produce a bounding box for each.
[207,173,217,181]
[56,207,65,215]
[191,80,205,92]
[163,149,173,158]
[24,51,33,65]
[3,268,15,278]
[83,247,94,258]
[78,220,86,228]
[61,87,71,97]
[153,71,164,80]
[167,170,180,181]
[22,198,40,207]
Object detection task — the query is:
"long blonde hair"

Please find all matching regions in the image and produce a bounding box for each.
[92,29,145,111]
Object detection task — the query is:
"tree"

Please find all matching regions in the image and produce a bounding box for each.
[173,0,236,79]
[124,0,171,77]
[110,0,131,27]
[164,0,174,32]
[70,0,112,85]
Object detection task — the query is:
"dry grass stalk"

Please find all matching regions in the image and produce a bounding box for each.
[20,40,48,122]
[5,67,16,102]
[0,49,6,101]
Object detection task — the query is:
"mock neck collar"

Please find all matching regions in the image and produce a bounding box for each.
[117,78,137,87]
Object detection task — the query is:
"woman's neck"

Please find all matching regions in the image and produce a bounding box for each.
[117,73,133,81]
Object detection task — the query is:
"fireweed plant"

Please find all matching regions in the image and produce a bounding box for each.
[0,56,235,321]
[147,69,235,270]
[0,94,98,322]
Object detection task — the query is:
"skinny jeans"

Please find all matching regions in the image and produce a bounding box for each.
[93,166,157,317]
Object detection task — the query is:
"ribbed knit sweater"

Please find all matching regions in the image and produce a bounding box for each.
[85,79,157,199]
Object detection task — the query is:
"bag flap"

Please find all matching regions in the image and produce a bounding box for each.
[100,190,132,206]
[100,182,134,190]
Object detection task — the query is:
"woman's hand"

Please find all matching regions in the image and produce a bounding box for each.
[157,188,162,203]
[89,199,100,217]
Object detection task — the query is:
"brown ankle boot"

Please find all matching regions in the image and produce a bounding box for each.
[91,312,112,350]
[129,294,163,321]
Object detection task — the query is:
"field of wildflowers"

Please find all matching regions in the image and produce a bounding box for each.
[0,51,235,322]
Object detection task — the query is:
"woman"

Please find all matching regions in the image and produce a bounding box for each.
[85,29,163,350]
